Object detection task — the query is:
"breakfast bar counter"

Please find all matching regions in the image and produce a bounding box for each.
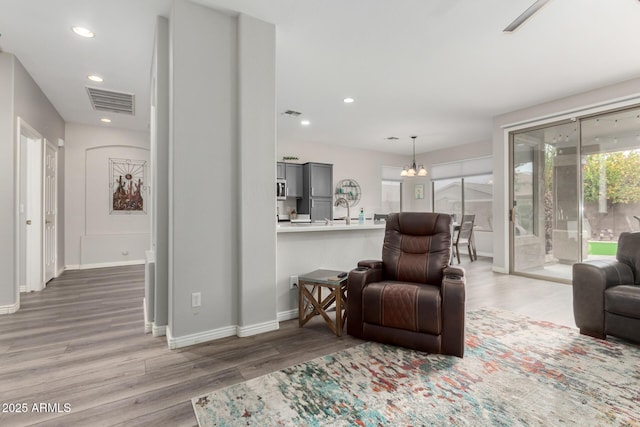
[276,220,386,321]
[277,221,386,233]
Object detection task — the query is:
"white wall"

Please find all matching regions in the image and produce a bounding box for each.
[64,123,150,268]
[277,140,408,219]
[492,77,640,273]
[0,53,65,311]
[277,228,385,316]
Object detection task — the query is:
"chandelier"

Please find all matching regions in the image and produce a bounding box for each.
[401,136,427,177]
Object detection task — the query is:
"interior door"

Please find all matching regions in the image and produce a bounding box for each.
[44,140,57,283]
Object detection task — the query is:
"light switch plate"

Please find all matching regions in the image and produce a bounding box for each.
[191,292,201,307]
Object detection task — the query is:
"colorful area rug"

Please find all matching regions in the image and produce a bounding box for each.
[192,308,640,426]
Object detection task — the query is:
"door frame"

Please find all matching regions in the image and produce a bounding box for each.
[15,117,45,295]
[44,139,58,283]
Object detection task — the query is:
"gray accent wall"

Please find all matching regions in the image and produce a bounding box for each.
[167,0,278,339]
[169,0,239,337]
[237,14,277,329]
[151,16,170,330]
[13,59,65,145]
[492,77,640,273]
[0,53,65,308]
[0,54,15,307]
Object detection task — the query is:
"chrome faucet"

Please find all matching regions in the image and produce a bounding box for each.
[334,197,351,225]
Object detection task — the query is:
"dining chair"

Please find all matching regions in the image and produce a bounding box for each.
[453,220,477,263]
[373,213,389,223]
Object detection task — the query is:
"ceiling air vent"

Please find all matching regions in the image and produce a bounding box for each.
[86,87,135,115]
[282,110,302,117]
[386,136,399,140]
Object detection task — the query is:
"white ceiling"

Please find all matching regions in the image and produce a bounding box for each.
[1,0,639,155]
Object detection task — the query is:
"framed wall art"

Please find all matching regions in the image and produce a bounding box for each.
[109,158,147,214]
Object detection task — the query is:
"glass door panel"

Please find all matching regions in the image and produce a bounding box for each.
[581,108,640,261]
[511,122,579,281]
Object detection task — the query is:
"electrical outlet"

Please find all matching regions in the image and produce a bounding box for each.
[289,275,298,290]
[191,292,201,307]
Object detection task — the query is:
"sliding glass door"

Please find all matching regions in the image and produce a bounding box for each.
[510,106,640,282]
[511,122,579,281]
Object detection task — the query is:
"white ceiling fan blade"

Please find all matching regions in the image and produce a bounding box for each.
[504,0,551,32]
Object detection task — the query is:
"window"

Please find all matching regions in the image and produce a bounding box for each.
[433,178,462,221]
[431,157,493,231]
[381,180,402,213]
[381,166,403,213]
[432,174,493,231]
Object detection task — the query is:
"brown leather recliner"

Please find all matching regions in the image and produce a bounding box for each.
[573,231,640,343]
[347,212,466,357]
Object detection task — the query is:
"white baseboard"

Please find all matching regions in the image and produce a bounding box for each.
[277,309,298,322]
[492,266,508,274]
[19,283,45,293]
[65,260,145,271]
[166,324,237,349]
[0,300,20,315]
[57,267,64,277]
[237,319,279,337]
[152,323,166,337]
[143,299,151,333]
[165,318,280,349]
[166,326,172,348]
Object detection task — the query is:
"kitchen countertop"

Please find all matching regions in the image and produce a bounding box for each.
[277,220,386,233]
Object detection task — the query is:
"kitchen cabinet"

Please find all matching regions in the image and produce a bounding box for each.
[285,163,303,198]
[276,162,286,180]
[308,163,333,197]
[309,198,333,222]
[298,162,333,221]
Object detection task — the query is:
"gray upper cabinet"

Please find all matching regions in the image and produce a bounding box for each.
[285,163,303,198]
[308,163,333,198]
[276,162,286,180]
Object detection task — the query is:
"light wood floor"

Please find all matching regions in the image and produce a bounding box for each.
[0,258,575,426]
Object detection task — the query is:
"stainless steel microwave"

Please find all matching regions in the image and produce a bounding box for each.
[276,179,287,200]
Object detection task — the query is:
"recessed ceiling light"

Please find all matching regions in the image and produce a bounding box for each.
[72,26,94,38]
[300,120,310,126]
[343,97,355,104]
[100,118,111,123]
[88,75,103,82]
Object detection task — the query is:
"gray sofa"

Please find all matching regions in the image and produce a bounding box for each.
[573,231,640,343]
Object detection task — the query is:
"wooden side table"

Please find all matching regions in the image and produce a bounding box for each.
[298,269,348,336]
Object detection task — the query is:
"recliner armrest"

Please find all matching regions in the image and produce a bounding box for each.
[573,259,634,338]
[441,267,466,357]
[444,266,465,280]
[357,260,383,270]
[347,260,383,338]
